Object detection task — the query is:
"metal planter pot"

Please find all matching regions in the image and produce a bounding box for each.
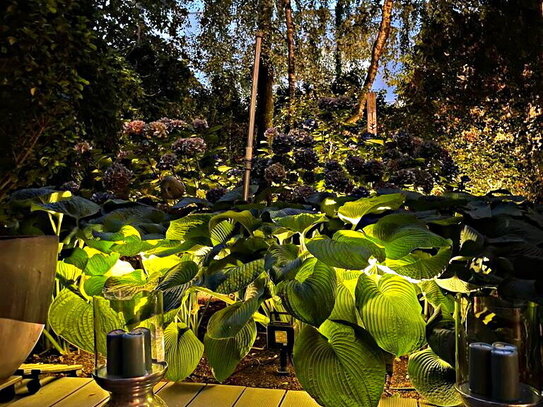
[0,236,58,379]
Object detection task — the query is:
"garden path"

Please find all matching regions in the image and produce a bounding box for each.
[0,377,424,407]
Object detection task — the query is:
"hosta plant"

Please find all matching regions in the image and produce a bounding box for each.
[3,186,542,407]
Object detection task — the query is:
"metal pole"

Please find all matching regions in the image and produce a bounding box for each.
[242,33,263,202]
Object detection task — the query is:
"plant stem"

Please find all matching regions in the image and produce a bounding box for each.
[43,329,67,355]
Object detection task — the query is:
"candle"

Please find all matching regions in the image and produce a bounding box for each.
[121,331,148,378]
[106,330,125,377]
[131,327,152,372]
[491,342,520,402]
[468,342,492,397]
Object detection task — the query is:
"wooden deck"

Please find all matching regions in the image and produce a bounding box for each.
[0,377,425,407]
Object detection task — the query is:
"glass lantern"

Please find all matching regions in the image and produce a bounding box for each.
[93,289,167,407]
[455,291,542,407]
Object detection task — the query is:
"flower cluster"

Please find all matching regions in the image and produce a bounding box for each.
[264,163,287,183]
[206,187,228,203]
[74,141,93,155]
[157,153,179,170]
[271,133,295,155]
[146,121,169,139]
[289,129,315,147]
[192,118,209,131]
[325,169,351,193]
[103,163,133,197]
[172,137,207,157]
[123,120,146,136]
[294,148,319,170]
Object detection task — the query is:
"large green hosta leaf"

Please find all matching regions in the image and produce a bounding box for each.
[85,252,120,276]
[166,214,212,242]
[204,318,257,381]
[35,196,100,221]
[265,243,302,281]
[386,247,452,281]
[49,289,123,353]
[142,254,182,275]
[210,220,236,246]
[333,230,386,262]
[364,214,451,259]
[158,261,199,289]
[209,210,261,234]
[328,281,359,325]
[207,258,266,294]
[408,348,461,406]
[203,282,263,381]
[363,214,453,280]
[276,258,336,326]
[306,236,376,270]
[419,280,455,315]
[355,274,425,356]
[293,321,386,407]
[338,193,406,226]
[56,261,83,282]
[272,213,327,234]
[165,322,204,381]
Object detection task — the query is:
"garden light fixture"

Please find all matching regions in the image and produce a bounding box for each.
[266,311,294,376]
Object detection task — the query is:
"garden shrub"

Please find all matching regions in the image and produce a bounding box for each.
[3,185,542,407]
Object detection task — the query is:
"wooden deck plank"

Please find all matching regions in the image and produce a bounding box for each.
[1,377,421,407]
[0,377,22,392]
[280,390,320,407]
[379,397,418,407]
[187,384,246,407]
[155,382,206,406]
[1,377,90,407]
[51,380,107,407]
[234,387,285,407]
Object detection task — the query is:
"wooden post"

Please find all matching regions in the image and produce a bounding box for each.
[366,91,377,134]
[242,33,263,202]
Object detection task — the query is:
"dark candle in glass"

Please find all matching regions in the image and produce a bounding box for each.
[468,342,492,397]
[121,331,148,378]
[94,290,165,380]
[131,327,153,372]
[106,330,125,377]
[491,342,520,402]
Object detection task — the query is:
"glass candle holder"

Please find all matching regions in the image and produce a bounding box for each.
[93,290,167,407]
[455,291,542,407]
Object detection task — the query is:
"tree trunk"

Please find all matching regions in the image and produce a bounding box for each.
[255,0,274,144]
[284,0,296,125]
[347,0,394,124]
[334,0,347,79]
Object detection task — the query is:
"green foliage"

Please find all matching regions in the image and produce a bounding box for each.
[277,258,337,326]
[408,348,461,406]
[8,185,543,406]
[293,321,386,407]
[0,0,200,198]
[355,274,426,356]
[398,0,543,200]
[165,322,204,382]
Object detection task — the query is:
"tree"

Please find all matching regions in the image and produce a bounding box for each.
[398,0,543,200]
[347,0,394,123]
[284,0,297,125]
[255,0,276,141]
[0,0,99,198]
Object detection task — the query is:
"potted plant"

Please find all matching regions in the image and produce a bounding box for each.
[0,235,58,379]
